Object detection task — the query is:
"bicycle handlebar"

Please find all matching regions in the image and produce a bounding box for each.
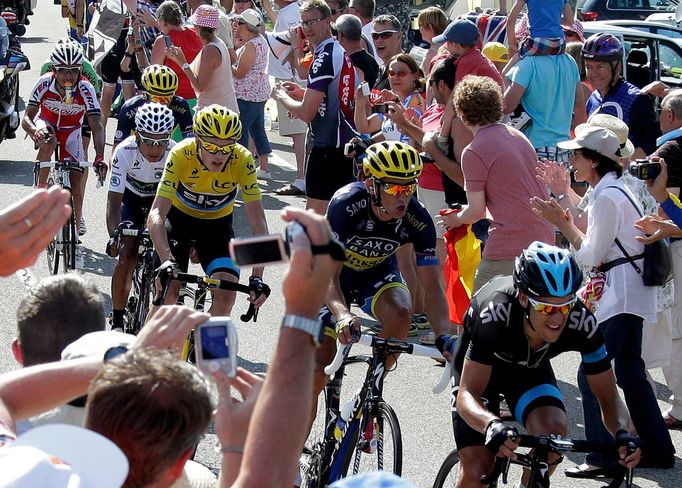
[38,160,94,170]
[152,269,261,322]
[480,434,633,488]
[324,333,451,394]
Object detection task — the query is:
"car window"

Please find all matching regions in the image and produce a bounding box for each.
[623,39,655,87]
[659,41,682,81]
[606,0,676,10]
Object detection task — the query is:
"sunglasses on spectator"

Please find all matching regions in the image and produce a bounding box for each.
[54,66,80,75]
[388,69,411,78]
[235,0,251,3]
[568,149,584,159]
[138,134,171,147]
[237,20,246,25]
[527,297,576,316]
[329,7,347,15]
[301,17,327,28]
[199,138,235,155]
[371,30,398,40]
[148,94,173,104]
[380,181,417,196]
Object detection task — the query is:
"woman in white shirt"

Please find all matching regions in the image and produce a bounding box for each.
[531,127,674,476]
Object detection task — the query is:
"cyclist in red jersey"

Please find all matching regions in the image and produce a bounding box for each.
[22,38,106,249]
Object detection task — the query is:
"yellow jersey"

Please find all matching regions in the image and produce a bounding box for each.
[157,139,261,219]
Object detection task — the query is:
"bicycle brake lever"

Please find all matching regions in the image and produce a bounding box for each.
[240,303,257,322]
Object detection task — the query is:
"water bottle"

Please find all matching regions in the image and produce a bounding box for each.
[334,399,354,441]
[264,106,272,131]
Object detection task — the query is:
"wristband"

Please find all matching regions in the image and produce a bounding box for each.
[555,193,568,202]
[124,52,134,57]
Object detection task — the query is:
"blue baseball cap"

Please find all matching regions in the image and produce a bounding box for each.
[432,19,479,45]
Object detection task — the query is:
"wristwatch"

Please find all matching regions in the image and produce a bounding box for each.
[103,345,129,362]
[281,314,324,347]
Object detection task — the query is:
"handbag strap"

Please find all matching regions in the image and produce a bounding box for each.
[602,186,645,275]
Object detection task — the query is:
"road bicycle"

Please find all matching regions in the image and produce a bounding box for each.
[433,433,636,488]
[300,333,451,487]
[110,220,154,335]
[154,268,268,362]
[37,159,94,274]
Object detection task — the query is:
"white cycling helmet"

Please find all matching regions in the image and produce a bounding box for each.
[50,38,84,67]
[135,102,175,135]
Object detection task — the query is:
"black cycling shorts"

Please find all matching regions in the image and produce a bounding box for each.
[451,360,566,450]
[121,190,154,229]
[163,207,239,278]
[305,145,355,201]
[100,29,142,86]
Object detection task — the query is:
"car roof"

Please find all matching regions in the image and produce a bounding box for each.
[582,20,676,42]
[600,19,682,33]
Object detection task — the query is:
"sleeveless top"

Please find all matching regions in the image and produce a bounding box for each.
[168,28,203,101]
[234,35,270,103]
[190,38,239,113]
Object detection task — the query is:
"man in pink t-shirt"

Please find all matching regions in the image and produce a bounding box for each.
[438,75,554,292]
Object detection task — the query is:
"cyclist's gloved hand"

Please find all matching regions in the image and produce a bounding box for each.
[94,154,108,182]
[155,259,178,280]
[248,276,271,308]
[615,429,641,468]
[484,419,519,457]
[335,315,360,345]
[435,334,457,362]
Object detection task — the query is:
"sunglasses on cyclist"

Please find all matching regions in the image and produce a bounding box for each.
[198,138,235,155]
[371,30,398,40]
[148,94,173,104]
[138,134,170,147]
[54,66,80,75]
[527,297,577,316]
[388,69,411,78]
[380,181,417,197]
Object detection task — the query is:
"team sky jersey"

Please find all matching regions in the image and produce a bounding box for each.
[307,37,358,148]
[156,139,261,220]
[456,276,611,376]
[114,95,194,145]
[109,135,176,197]
[40,60,102,96]
[327,182,439,272]
[28,73,100,129]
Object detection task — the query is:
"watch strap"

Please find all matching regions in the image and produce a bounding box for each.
[281,314,323,346]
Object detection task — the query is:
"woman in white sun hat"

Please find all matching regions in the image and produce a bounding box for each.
[167,4,239,112]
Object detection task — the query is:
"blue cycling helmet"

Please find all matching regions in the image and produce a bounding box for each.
[513,241,583,298]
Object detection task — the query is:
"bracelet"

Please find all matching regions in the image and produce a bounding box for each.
[124,52,134,57]
[215,444,244,455]
[181,62,190,70]
[555,193,568,203]
[76,23,83,27]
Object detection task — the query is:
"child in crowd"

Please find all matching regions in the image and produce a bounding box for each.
[503,0,574,76]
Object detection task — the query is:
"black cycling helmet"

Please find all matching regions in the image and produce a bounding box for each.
[513,241,583,298]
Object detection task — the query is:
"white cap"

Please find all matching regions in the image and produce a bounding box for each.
[61,331,136,361]
[0,424,129,488]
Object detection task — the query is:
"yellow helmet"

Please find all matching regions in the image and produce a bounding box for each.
[362,141,423,182]
[141,65,179,97]
[193,105,242,140]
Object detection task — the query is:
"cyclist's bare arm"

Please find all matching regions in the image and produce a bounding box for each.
[325,262,358,343]
[106,192,124,237]
[87,112,105,158]
[21,105,42,141]
[457,358,499,434]
[417,264,452,337]
[586,368,633,436]
[148,196,174,262]
[244,199,268,279]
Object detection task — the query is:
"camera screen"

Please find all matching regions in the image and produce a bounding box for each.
[232,237,285,266]
[200,325,229,360]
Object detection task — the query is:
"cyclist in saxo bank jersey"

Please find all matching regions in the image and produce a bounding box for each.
[449,242,642,488]
[22,38,106,244]
[313,141,452,404]
[147,105,270,317]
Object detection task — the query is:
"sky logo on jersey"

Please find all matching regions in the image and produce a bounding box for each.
[567,307,598,339]
[480,301,511,324]
[176,182,237,211]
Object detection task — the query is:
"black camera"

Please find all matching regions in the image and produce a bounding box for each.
[629,159,661,180]
[372,103,388,114]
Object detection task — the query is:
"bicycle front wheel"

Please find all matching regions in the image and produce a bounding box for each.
[62,204,76,272]
[433,450,461,488]
[129,264,154,335]
[46,232,60,275]
[344,401,403,477]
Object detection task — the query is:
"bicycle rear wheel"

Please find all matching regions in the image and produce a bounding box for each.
[433,450,461,488]
[128,265,154,335]
[343,401,402,477]
[46,232,60,275]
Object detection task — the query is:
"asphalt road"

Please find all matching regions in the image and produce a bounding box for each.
[0,5,681,487]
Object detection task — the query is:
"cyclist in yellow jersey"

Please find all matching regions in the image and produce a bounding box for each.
[148,105,269,315]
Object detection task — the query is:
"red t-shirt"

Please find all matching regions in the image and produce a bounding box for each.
[462,123,554,260]
[419,103,445,191]
[168,28,203,100]
[455,48,504,89]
